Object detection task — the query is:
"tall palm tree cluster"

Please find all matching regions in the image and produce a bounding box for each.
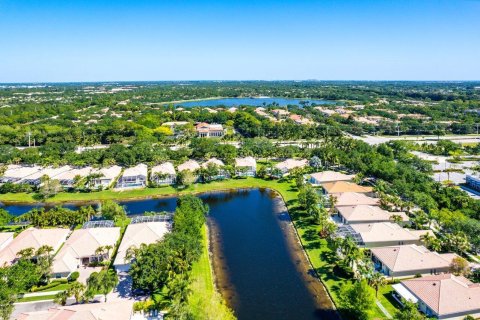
[16,205,95,227]
[128,195,209,319]
[0,245,58,319]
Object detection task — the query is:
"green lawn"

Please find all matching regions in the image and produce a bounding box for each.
[377,285,402,317]
[188,225,235,319]
[17,294,57,303]
[0,177,295,204]
[32,282,71,293]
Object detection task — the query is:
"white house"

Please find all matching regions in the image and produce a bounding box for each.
[0,165,42,184]
[350,222,426,248]
[178,160,201,173]
[274,159,308,177]
[54,167,93,188]
[52,227,120,278]
[336,205,409,225]
[195,123,225,138]
[89,166,123,189]
[151,162,176,185]
[371,244,459,278]
[392,274,480,319]
[201,158,228,180]
[309,171,355,186]
[113,221,170,272]
[116,164,148,189]
[17,301,134,320]
[321,181,373,195]
[21,166,72,186]
[235,157,257,177]
[334,192,380,207]
[0,228,70,266]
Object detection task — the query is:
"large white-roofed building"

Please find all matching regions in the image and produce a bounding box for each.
[309,171,355,186]
[349,222,425,248]
[178,160,201,173]
[201,158,228,180]
[17,301,134,320]
[333,192,380,207]
[273,159,308,177]
[336,205,409,225]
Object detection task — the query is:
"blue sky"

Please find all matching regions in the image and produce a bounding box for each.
[0,0,479,82]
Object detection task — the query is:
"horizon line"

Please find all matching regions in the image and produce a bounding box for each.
[1,79,480,85]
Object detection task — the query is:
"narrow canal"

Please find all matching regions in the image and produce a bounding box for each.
[1,189,338,320]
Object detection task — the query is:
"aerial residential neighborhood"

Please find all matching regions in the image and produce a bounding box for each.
[1,0,480,319]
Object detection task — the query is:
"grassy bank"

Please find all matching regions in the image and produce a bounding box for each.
[0,178,294,204]
[188,225,235,319]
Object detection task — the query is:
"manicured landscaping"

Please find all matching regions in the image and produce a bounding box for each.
[31,281,70,293]
[17,294,57,303]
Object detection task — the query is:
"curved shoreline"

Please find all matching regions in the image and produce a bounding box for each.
[270,192,340,318]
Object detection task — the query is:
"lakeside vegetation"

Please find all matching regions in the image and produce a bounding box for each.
[128,195,234,319]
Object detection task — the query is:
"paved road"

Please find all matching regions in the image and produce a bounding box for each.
[12,299,64,319]
[349,133,480,145]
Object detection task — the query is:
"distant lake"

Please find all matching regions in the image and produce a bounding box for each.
[173,97,336,107]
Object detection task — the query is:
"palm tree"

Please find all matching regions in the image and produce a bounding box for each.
[389,214,404,224]
[36,245,54,283]
[125,245,138,262]
[54,291,69,306]
[94,246,106,261]
[100,270,118,302]
[16,247,35,260]
[104,245,113,259]
[68,282,86,304]
[369,272,387,297]
[328,195,338,215]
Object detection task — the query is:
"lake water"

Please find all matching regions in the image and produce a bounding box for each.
[174,97,336,107]
[1,190,338,320]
